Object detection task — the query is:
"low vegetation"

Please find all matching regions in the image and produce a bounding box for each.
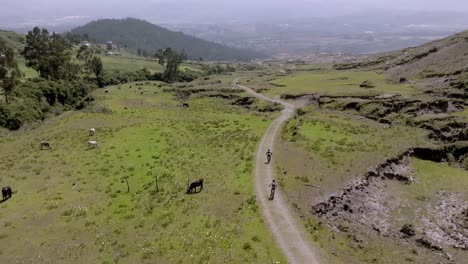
[0,79,285,263]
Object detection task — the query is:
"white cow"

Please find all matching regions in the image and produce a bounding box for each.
[89,128,96,136]
[88,141,99,149]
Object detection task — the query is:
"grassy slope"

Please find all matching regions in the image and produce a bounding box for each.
[0,79,285,263]
[278,109,431,206]
[264,70,416,97]
[0,30,24,51]
[0,31,39,79]
[383,30,468,80]
[100,53,163,73]
[333,30,468,85]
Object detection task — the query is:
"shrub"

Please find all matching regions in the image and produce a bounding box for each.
[242,242,252,251]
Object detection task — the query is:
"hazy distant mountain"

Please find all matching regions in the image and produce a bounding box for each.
[69,18,265,61]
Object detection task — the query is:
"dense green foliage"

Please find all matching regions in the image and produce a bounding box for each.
[154,48,186,83]
[100,68,151,86]
[0,78,95,130]
[0,28,102,130]
[22,27,81,81]
[70,18,264,61]
[77,45,104,86]
[0,39,21,104]
[202,64,237,75]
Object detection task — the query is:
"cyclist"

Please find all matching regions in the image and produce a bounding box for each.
[269,179,277,200]
[266,149,272,164]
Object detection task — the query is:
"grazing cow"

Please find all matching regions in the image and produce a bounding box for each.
[88,141,99,149]
[182,103,190,108]
[187,179,204,194]
[40,141,52,150]
[89,128,96,136]
[2,186,12,201]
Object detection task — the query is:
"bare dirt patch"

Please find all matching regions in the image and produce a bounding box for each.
[423,191,468,250]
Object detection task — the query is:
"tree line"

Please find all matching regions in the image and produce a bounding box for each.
[0,27,106,130]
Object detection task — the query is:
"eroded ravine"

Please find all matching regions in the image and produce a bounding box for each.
[234,79,320,264]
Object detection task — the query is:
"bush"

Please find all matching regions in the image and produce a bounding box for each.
[296,108,306,116]
[242,242,252,251]
[100,68,152,86]
[177,69,201,82]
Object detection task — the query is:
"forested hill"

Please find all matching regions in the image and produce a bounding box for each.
[69,18,264,61]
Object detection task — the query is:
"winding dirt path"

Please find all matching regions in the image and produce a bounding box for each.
[234,80,320,264]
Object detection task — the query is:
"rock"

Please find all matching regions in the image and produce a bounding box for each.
[343,204,350,211]
[416,237,442,251]
[360,80,374,88]
[400,224,416,237]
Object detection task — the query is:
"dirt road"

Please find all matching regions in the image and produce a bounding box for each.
[234,80,320,264]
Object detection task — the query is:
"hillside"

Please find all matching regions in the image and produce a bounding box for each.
[70,18,265,61]
[0,30,25,51]
[382,30,468,79]
[335,30,468,85]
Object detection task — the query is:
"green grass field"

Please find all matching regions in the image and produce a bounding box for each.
[0,80,285,263]
[278,109,431,195]
[100,54,163,73]
[249,70,417,97]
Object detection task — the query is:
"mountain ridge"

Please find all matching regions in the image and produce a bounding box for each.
[69,18,265,61]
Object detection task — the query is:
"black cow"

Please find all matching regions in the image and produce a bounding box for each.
[2,186,12,201]
[182,103,190,108]
[187,179,204,194]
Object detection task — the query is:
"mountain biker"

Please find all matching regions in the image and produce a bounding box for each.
[266,149,272,164]
[269,179,277,200]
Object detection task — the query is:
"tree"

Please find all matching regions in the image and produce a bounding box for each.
[76,45,104,86]
[0,40,21,104]
[22,27,80,81]
[90,56,103,87]
[21,27,49,76]
[77,45,94,78]
[154,48,186,83]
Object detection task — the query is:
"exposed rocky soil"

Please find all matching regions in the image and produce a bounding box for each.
[312,151,413,236]
[312,145,468,255]
[423,191,468,250]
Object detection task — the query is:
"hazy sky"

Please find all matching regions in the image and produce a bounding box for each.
[2,0,468,26]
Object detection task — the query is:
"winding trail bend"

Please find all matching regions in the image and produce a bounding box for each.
[234,80,320,264]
